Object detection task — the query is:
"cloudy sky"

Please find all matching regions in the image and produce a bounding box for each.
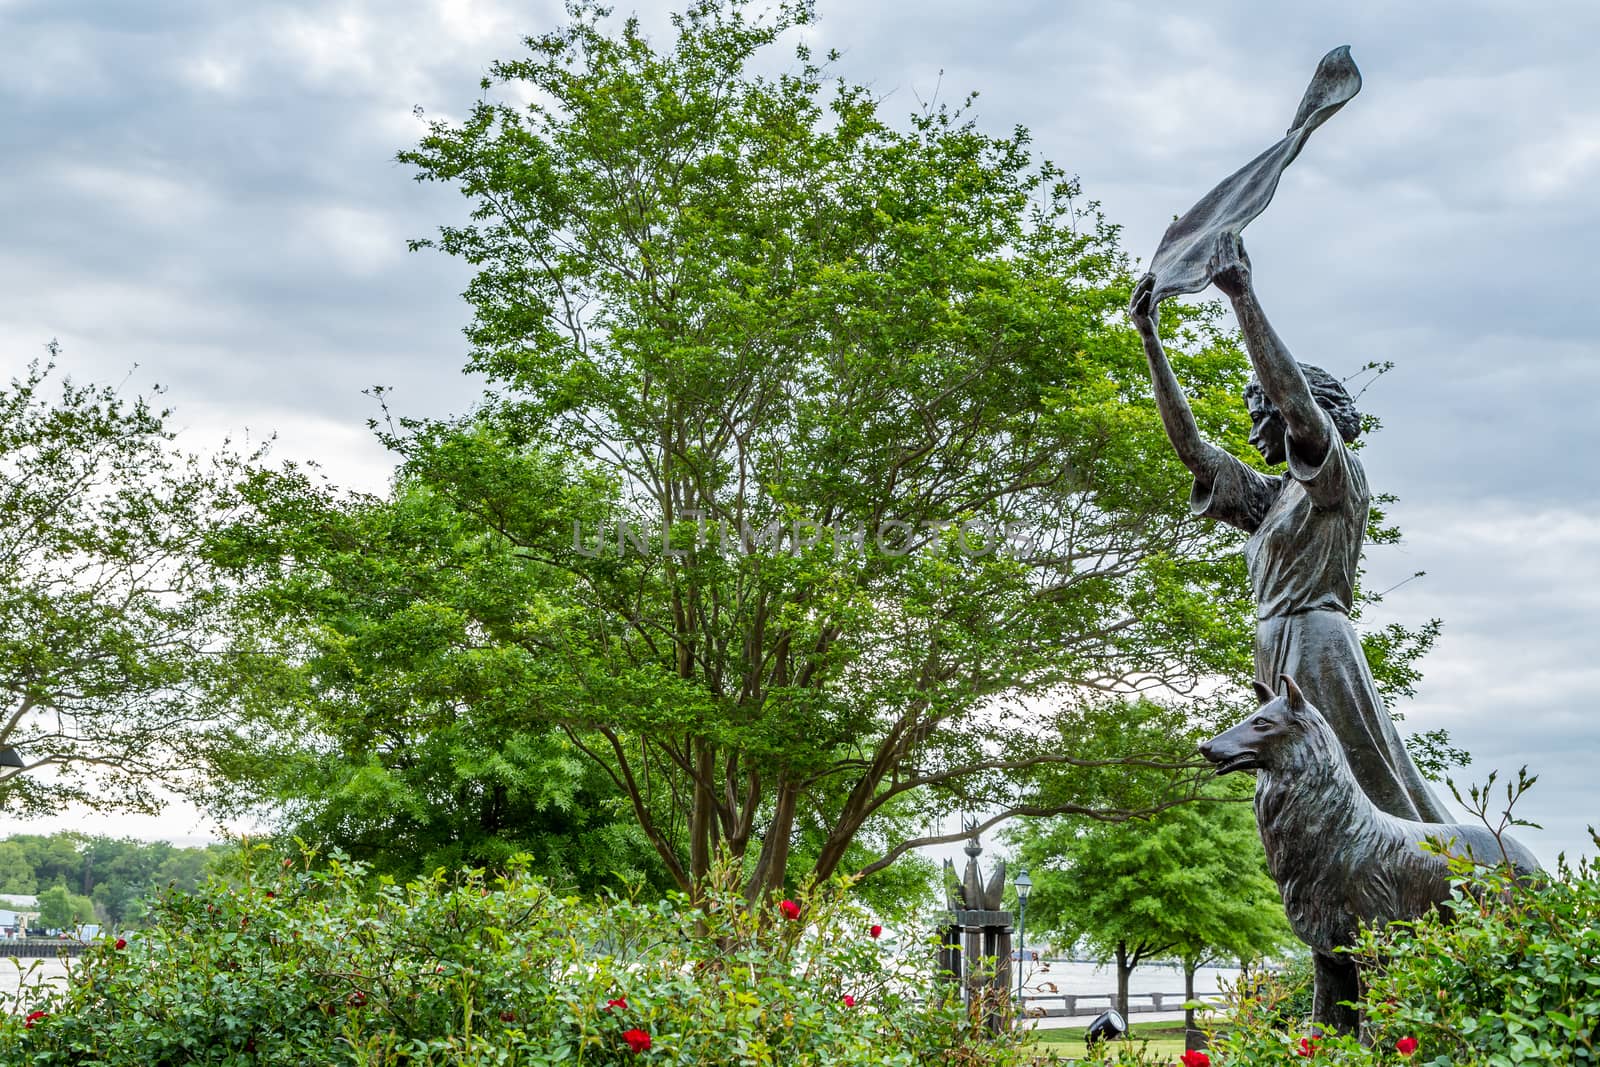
[3,0,1597,867]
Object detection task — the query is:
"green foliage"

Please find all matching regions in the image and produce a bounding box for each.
[1008,773,1292,961]
[34,884,94,930]
[1215,776,1600,1066]
[8,833,86,890]
[1347,842,1600,1062]
[0,842,34,894]
[0,833,225,926]
[0,353,231,814]
[202,467,676,893]
[1403,726,1474,784]
[215,0,1266,901]
[1,846,1055,1066]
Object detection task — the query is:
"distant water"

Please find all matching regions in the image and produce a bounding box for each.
[0,957,71,1002]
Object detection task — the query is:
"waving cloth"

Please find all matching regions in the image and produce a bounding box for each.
[1145,46,1362,305]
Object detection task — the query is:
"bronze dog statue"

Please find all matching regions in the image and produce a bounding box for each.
[1200,675,1541,1035]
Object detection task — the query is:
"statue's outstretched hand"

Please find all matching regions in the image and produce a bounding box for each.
[1129,274,1159,338]
[1208,233,1253,299]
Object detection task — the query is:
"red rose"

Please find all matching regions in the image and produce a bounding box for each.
[1179,1051,1210,1067]
[265,891,275,900]
[842,994,856,1007]
[779,899,800,921]
[23,1010,47,1029]
[1297,1036,1317,1057]
[500,1010,517,1022]
[1396,1036,1419,1056]
[605,997,629,1012]
[114,937,127,950]
[622,1028,652,1053]
[869,924,883,939]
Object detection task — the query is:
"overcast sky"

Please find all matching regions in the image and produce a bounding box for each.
[3,0,1597,867]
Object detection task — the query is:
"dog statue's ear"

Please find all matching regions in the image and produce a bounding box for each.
[1278,674,1307,713]
[1252,680,1275,705]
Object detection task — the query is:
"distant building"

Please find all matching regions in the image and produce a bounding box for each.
[0,896,39,937]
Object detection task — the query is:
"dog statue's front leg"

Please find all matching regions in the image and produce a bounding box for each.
[1311,952,1360,1036]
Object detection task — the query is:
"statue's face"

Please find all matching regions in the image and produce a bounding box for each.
[1246,394,1287,465]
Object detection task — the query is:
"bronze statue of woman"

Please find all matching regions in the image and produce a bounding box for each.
[1129,235,1449,823]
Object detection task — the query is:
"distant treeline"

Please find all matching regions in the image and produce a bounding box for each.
[0,833,229,925]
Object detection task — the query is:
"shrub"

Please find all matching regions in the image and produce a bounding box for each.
[0,847,1051,1066]
[1212,836,1600,1065]
[1348,848,1600,1066]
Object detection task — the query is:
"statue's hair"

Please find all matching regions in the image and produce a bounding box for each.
[1244,364,1362,444]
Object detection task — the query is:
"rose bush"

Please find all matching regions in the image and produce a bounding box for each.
[0,846,1052,1065]
[1067,833,1599,1066]
[1210,837,1600,1066]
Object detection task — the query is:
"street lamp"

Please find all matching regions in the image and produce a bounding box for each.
[1012,868,1032,1005]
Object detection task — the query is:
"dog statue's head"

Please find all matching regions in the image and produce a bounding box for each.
[1200,674,1317,774]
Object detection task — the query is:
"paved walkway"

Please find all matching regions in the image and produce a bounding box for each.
[1024,1007,1221,1031]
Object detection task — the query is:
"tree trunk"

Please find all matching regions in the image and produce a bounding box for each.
[762,779,797,897]
[689,739,715,887]
[743,776,797,903]
[1184,957,1203,1051]
[1115,940,1130,1018]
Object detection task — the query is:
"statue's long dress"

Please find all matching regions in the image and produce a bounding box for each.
[1192,412,1450,822]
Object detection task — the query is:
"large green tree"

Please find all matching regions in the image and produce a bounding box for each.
[212,0,1444,903]
[1007,774,1293,1025]
[0,353,227,815]
[213,0,1262,901]
[416,0,1266,891]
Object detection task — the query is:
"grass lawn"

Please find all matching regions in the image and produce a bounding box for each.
[1028,1019,1206,1060]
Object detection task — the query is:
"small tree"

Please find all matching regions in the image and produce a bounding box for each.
[1008,774,1292,1022]
[35,884,94,930]
[0,353,227,815]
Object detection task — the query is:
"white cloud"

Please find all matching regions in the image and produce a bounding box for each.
[298,203,408,276]
[432,0,521,46]
[272,6,379,85]
[58,163,216,229]
[179,54,246,95]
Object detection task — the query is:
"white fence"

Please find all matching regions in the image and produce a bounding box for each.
[1020,989,1223,1018]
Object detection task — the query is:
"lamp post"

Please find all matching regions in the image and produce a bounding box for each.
[1012,868,1032,1006]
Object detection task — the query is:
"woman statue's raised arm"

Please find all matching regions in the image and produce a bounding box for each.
[1207,234,1332,469]
[1129,273,1214,478]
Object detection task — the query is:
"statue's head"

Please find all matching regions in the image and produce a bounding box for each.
[1243,364,1361,465]
[1199,674,1334,776]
